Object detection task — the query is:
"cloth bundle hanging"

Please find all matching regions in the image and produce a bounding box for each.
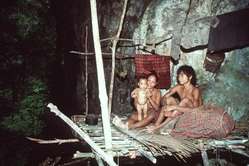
[204,52,225,73]
[134,54,171,89]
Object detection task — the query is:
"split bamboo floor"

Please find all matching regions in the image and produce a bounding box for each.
[71,114,249,164]
[71,115,156,161]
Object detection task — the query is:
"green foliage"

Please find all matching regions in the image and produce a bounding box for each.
[1,78,48,136]
[10,12,39,39]
[0,0,56,136]
[1,0,56,73]
[0,0,55,164]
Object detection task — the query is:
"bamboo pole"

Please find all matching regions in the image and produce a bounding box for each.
[199,140,210,166]
[95,154,105,166]
[89,0,113,151]
[108,0,129,115]
[138,149,157,164]
[100,37,134,42]
[85,26,89,116]
[47,103,117,166]
[26,137,79,144]
[70,50,171,59]
[70,50,134,59]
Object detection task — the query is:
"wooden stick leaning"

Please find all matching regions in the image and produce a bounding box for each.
[47,103,117,166]
[108,0,129,115]
[90,0,113,151]
[26,137,79,144]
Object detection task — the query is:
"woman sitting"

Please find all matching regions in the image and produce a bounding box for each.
[148,65,234,139]
[113,71,161,129]
[148,65,202,132]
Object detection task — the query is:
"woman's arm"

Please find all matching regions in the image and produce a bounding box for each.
[162,85,180,98]
[168,87,201,112]
[192,88,201,107]
[148,89,161,111]
[169,105,192,113]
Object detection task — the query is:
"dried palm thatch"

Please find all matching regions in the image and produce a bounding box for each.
[112,124,200,162]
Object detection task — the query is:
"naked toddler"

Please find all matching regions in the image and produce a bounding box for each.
[131,77,150,121]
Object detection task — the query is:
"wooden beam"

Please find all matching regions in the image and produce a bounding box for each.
[70,50,134,59]
[108,0,129,115]
[84,26,89,116]
[47,103,117,166]
[70,50,171,59]
[26,137,79,144]
[199,140,209,166]
[89,0,113,152]
[95,154,105,166]
[138,149,157,164]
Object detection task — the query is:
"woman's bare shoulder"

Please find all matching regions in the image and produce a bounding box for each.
[193,86,201,95]
[151,88,161,97]
[194,86,201,91]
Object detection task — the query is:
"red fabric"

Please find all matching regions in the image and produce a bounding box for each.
[171,105,235,139]
[134,54,171,89]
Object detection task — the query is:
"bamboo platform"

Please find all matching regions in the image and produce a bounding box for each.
[47,103,249,166]
[71,114,249,163]
[71,115,158,163]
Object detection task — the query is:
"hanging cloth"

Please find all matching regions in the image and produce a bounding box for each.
[134,54,171,89]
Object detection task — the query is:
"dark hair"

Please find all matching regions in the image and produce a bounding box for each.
[137,75,147,81]
[147,71,158,82]
[137,75,147,82]
[177,65,197,86]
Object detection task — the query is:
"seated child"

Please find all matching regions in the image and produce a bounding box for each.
[131,76,150,121]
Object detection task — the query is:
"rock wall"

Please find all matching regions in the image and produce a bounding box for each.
[97,0,153,114]
[203,48,249,120]
[73,0,249,119]
[132,0,249,120]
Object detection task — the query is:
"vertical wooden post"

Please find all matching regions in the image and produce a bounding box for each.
[85,26,89,116]
[199,140,210,166]
[108,0,129,115]
[89,0,113,151]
